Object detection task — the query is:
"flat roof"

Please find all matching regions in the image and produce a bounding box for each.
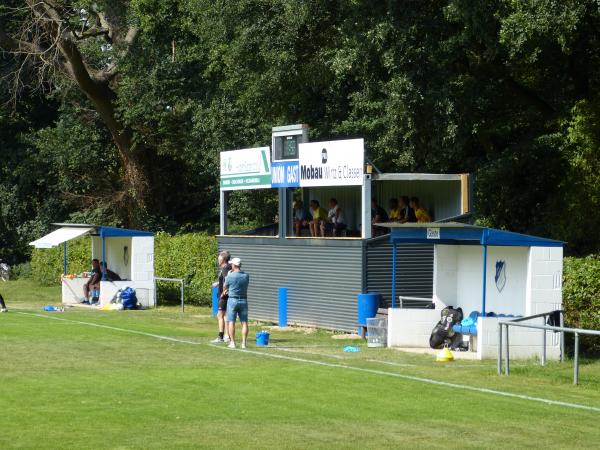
[372,173,466,182]
[381,223,564,247]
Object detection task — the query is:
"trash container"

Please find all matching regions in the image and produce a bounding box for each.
[367,317,387,348]
[357,292,380,333]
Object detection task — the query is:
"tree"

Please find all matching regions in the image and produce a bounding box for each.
[0,1,147,224]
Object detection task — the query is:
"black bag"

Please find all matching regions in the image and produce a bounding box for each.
[429,306,463,349]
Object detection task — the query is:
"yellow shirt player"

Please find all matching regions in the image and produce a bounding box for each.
[309,200,328,237]
[388,198,401,221]
[410,197,431,223]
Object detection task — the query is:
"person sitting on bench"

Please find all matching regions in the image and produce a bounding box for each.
[308,200,327,237]
[82,259,101,303]
[322,198,347,237]
[101,262,121,282]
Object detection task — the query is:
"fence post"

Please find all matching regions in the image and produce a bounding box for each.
[180,279,184,317]
[574,332,579,386]
[541,316,547,367]
[505,324,510,376]
[497,323,502,375]
[560,311,565,363]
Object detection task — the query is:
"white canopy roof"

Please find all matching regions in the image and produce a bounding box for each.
[29,227,93,248]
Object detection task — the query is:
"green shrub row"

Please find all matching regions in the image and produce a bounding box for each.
[30,232,218,305]
[154,231,217,305]
[562,256,600,353]
[31,239,90,285]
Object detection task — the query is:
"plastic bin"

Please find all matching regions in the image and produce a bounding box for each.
[357,292,380,331]
[366,317,387,348]
[256,331,270,346]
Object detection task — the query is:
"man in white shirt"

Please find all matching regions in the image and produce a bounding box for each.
[321,198,347,237]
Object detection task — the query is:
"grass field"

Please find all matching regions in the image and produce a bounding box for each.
[1,279,600,449]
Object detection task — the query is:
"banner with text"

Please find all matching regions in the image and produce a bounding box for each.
[271,160,301,188]
[298,139,364,187]
[220,147,272,191]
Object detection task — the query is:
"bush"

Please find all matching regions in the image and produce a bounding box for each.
[30,232,218,306]
[31,238,90,285]
[10,262,32,280]
[154,232,217,306]
[563,255,600,354]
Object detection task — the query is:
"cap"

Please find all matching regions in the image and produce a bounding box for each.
[230,257,242,266]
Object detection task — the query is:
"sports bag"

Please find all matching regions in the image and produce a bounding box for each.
[429,306,463,349]
[120,287,138,310]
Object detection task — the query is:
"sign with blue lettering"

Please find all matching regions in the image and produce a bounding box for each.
[271,160,300,188]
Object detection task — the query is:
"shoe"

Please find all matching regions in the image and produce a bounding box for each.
[228,342,236,349]
[224,336,231,343]
[0,308,7,313]
[210,337,224,344]
[241,343,247,350]
[80,299,90,304]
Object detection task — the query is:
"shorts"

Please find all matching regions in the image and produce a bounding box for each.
[226,297,248,323]
[218,295,228,311]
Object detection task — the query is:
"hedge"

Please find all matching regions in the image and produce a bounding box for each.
[31,232,217,306]
[154,232,217,305]
[31,238,90,285]
[563,256,600,353]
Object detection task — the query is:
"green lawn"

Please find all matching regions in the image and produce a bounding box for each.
[1,279,600,449]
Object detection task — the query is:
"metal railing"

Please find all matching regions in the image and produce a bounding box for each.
[497,311,600,385]
[154,277,185,316]
[398,296,435,309]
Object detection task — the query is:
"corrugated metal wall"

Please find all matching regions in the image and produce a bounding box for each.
[218,237,364,331]
[366,238,434,307]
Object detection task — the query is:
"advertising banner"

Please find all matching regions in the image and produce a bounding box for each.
[298,139,364,187]
[220,147,271,191]
[271,160,300,188]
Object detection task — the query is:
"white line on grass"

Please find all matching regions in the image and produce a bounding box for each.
[16,311,600,414]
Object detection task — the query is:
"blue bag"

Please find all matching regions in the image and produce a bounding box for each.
[120,287,138,310]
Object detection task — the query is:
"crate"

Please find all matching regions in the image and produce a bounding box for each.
[367,317,387,348]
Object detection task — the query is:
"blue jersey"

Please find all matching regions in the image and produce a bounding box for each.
[225,271,250,298]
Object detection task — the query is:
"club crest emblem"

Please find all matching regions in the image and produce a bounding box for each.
[495,260,506,292]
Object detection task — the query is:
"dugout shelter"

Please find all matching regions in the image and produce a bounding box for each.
[30,224,155,308]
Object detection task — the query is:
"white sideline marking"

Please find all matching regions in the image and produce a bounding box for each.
[17,312,600,413]
[274,347,346,360]
[367,359,416,368]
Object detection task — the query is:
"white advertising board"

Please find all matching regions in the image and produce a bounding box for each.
[220,147,271,191]
[298,138,364,187]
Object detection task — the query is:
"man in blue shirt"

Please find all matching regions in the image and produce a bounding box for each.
[223,257,250,349]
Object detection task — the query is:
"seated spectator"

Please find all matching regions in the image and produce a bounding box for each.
[82,258,101,303]
[410,197,432,223]
[372,198,389,236]
[308,200,328,237]
[101,262,122,281]
[371,198,389,224]
[322,198,347,237]
[388,198,401,222]
[292,199,309,236]
[399,195,417,223]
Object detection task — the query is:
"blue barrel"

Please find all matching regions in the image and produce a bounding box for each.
[211,286,219,317]
[256,331,270,346]
[278,287,288,328]
[357,293,380,327]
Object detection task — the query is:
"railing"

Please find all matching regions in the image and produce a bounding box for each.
[397,296,435,309]
[497,311,600,385]
[154,277,185,316]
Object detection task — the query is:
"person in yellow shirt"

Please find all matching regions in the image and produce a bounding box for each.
[388,198,401,222]
[410,197,432,223]
[309,200,328,237]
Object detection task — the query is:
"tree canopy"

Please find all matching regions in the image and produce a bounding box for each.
[2,0,600,262]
